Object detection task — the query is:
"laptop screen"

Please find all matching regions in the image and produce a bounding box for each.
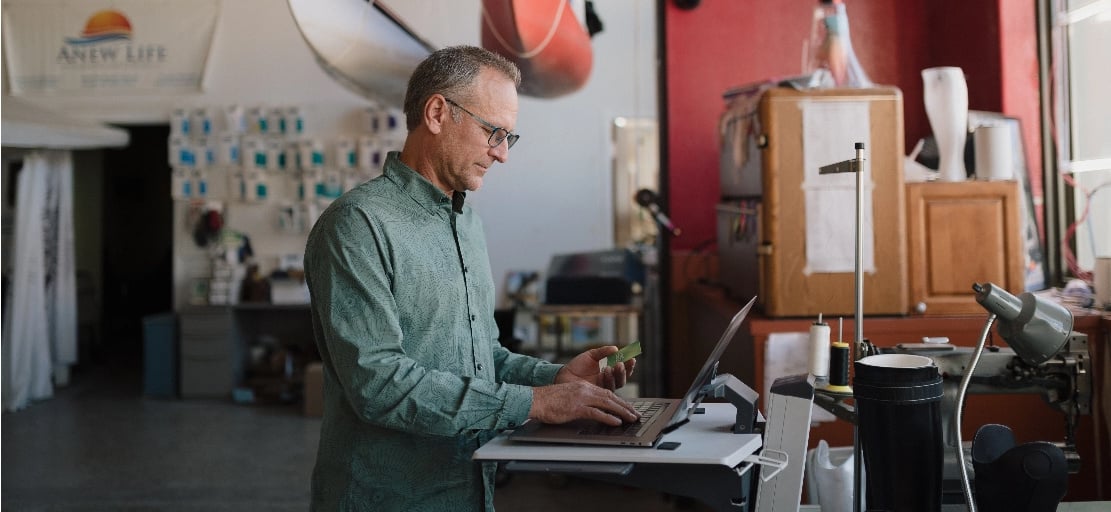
[665,296,757,427]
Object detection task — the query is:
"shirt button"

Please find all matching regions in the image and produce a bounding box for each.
[470,314,476,321]
[463,266,468,273]
[477,363,485,372]
[508,421,516,428]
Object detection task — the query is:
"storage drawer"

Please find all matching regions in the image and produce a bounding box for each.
[180,356,235,399]
[179,335,233,359]
[179,307,234,359]
[716,201,761,303]
[178,307,236,397]
[179,308,232,337]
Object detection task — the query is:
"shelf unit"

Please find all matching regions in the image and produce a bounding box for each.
[532,302,653,396]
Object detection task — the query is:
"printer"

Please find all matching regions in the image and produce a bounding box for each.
[544,249,645,305]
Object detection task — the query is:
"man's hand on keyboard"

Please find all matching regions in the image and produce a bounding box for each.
[529,380,641,426]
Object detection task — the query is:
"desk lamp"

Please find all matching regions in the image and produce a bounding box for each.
[954,282,1074,512]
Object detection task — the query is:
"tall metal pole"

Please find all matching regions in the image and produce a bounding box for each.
[854,142,864,359]
[817,143,868,512]
[853,142,865,512]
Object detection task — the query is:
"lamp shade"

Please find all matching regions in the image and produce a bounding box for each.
[973,282,1073,365]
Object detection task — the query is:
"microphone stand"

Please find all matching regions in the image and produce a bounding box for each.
[635,189,681,237]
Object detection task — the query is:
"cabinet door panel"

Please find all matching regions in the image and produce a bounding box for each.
[908,181,1023,315]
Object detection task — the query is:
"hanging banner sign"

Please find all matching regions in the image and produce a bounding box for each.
[2,0,220,95]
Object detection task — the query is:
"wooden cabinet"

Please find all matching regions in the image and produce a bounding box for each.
[906,180,1024,315]
[757,87,908,317]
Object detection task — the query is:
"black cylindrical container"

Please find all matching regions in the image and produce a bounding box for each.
[853,354,944,512]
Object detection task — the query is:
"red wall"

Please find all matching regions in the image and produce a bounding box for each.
[664,0,1042,250]
[998,0,1045,231]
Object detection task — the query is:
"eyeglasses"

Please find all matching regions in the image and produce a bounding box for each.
[444,97,520,149]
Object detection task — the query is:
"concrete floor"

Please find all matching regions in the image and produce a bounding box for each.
[1,359,694,511]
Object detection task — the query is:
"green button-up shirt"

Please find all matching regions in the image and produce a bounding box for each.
[305,152,562,511]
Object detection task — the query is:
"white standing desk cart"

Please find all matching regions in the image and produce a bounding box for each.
[475,403,772,511]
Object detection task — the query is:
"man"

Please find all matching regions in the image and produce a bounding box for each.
[304,45,640,511]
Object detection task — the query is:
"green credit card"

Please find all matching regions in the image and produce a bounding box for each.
[607,340,642,367]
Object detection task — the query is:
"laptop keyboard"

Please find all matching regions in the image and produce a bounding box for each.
[580,400,665,437]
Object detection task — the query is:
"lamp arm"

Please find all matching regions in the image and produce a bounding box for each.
[955,313,996,512]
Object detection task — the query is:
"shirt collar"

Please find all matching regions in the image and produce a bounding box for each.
[383,151,465,215]
[451,190,466,214]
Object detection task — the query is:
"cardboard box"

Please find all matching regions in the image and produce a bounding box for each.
[303,361,324,417]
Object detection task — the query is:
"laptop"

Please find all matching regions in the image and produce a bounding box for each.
[508,296,757,447]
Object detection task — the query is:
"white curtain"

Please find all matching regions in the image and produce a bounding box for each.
[2,150,77,411]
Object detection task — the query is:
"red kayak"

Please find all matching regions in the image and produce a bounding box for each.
[481,0,593,98]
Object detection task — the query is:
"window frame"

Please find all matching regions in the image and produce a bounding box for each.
[1039,0,1111,286]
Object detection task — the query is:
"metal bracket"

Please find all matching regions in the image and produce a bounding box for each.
[744,448,788,482]
[701,373,760,433]
[819,158,863,175]
[813,387,857,424]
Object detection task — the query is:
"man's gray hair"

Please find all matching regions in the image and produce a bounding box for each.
[403,45,521,131]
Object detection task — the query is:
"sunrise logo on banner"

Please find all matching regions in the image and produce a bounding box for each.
[2,0,219,95]
[65,10,133,45]
[55,8,166,66]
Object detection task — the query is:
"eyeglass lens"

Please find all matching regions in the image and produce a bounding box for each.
[491,129,519,149]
